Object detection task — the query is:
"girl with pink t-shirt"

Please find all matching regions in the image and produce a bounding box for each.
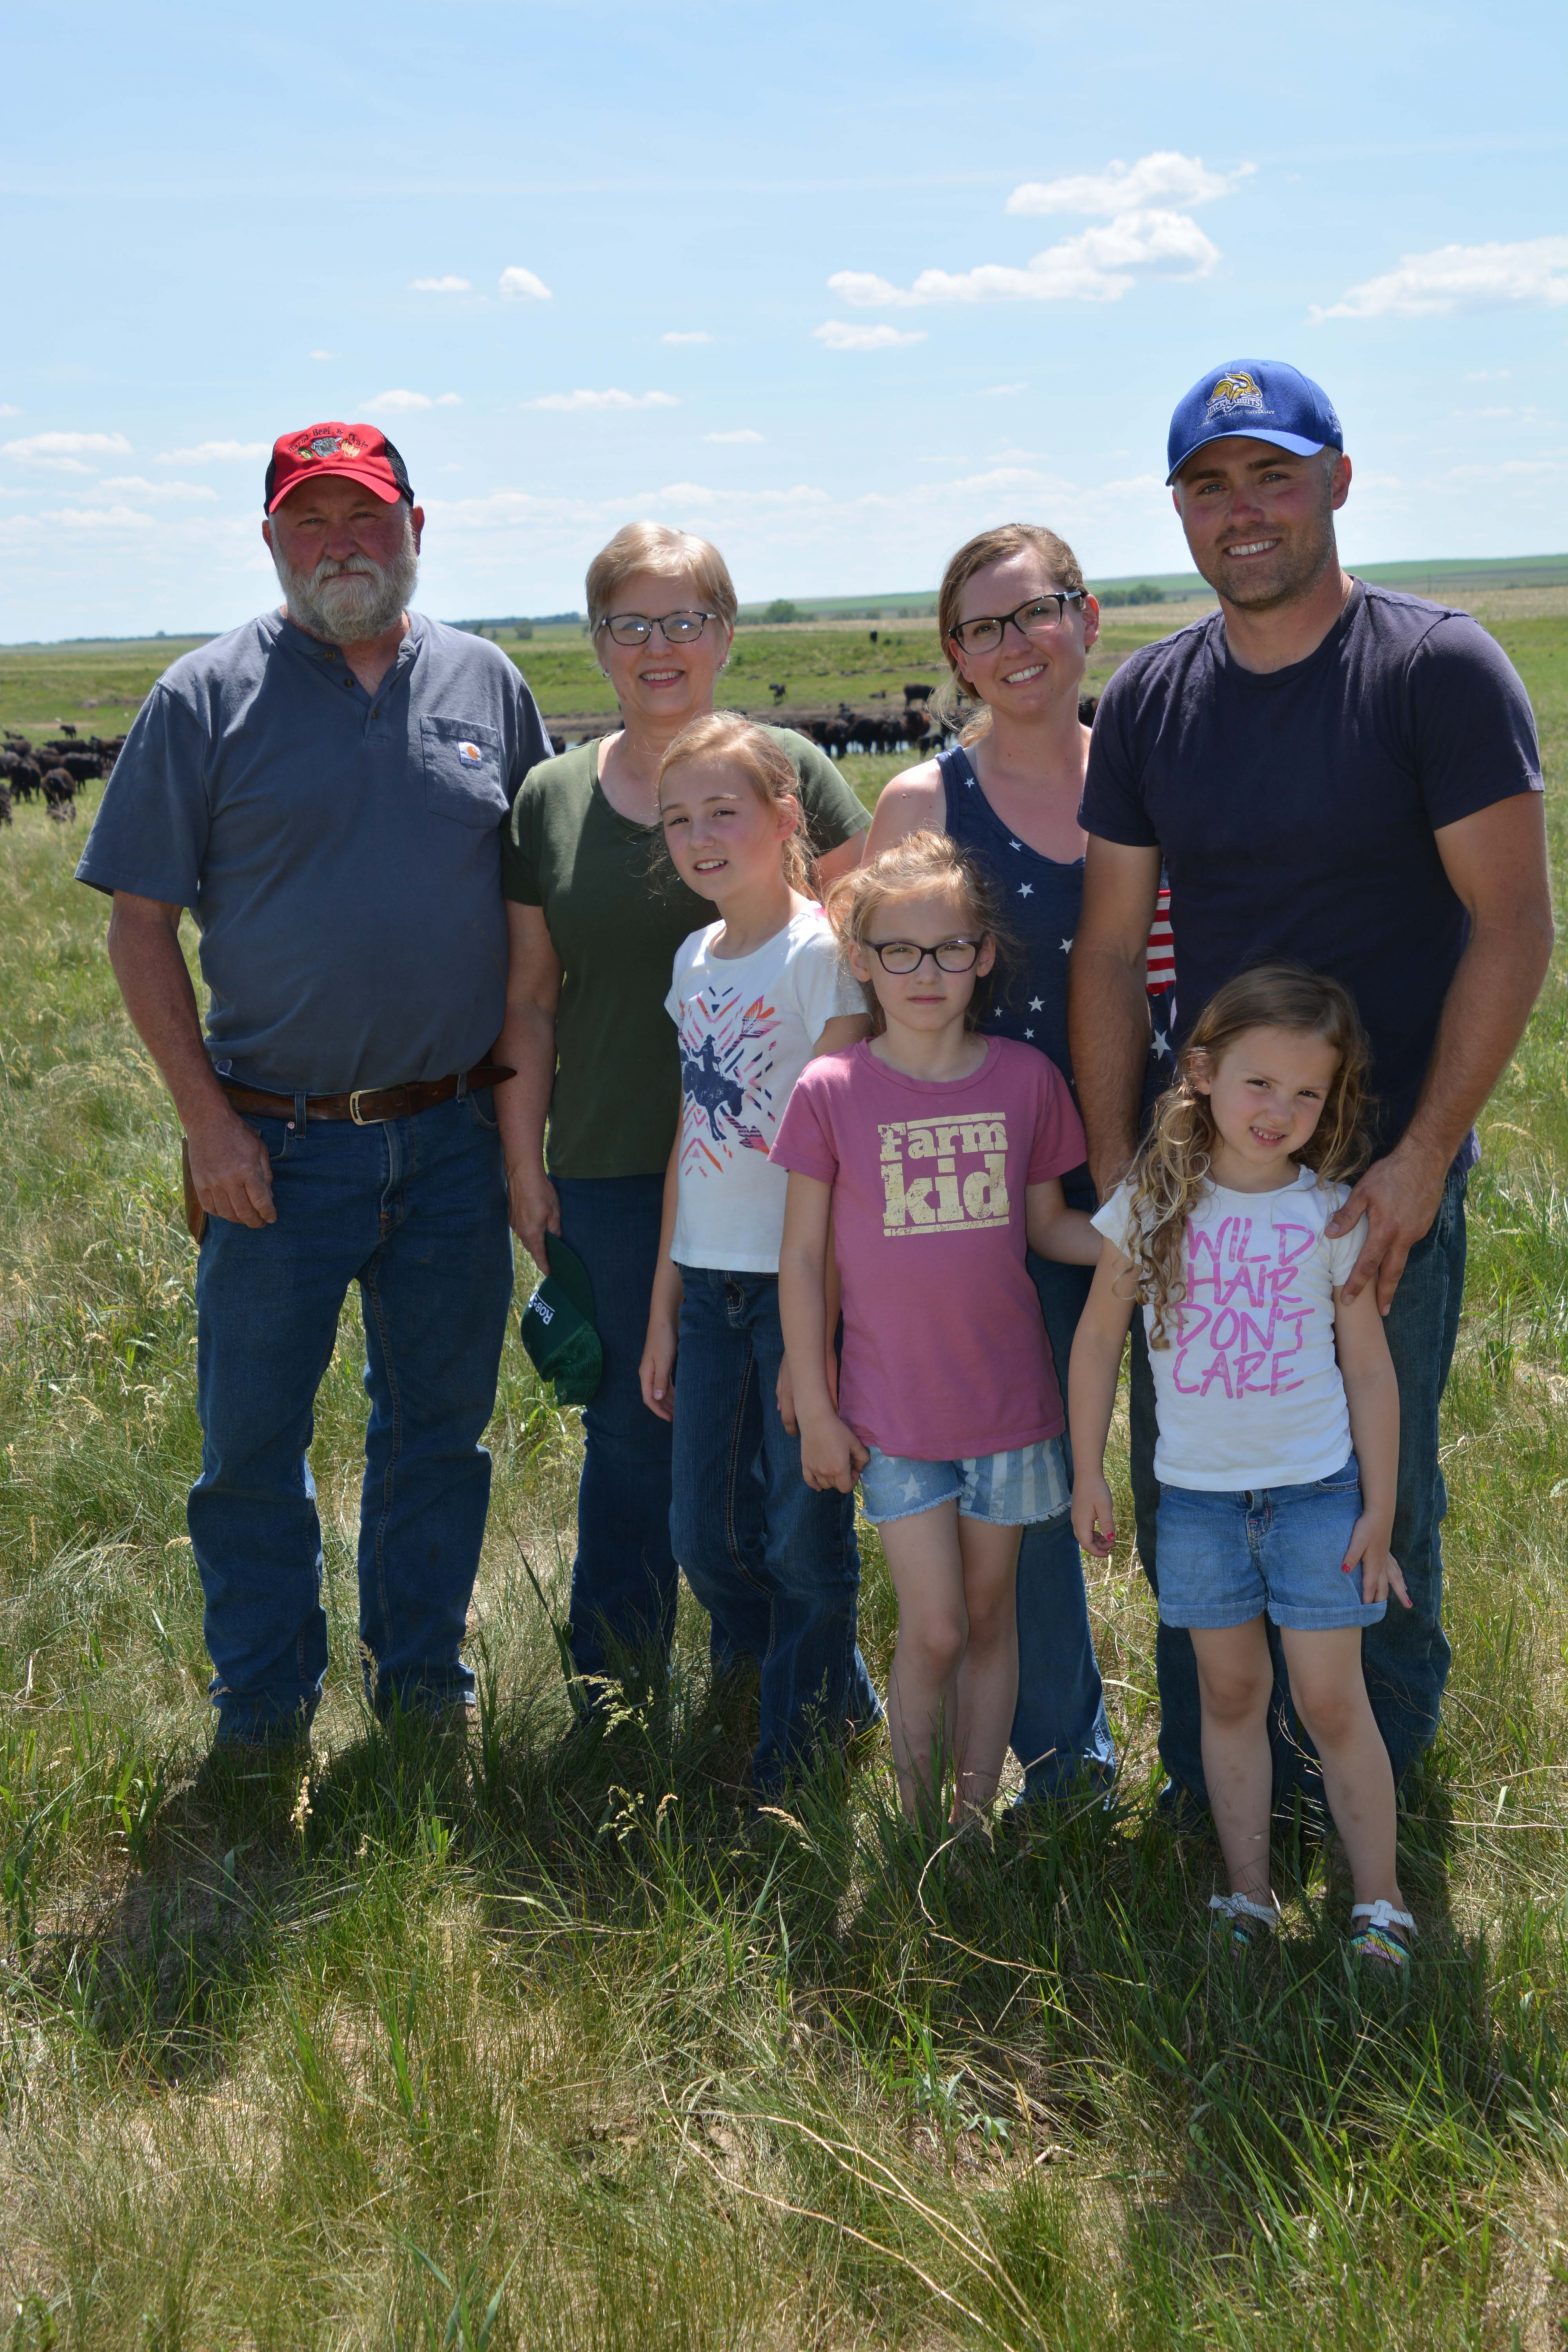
[773,832,1099,1830]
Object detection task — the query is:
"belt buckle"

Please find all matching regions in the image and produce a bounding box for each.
[348,1089,374,1125]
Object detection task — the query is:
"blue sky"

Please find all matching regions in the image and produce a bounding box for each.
[3,0,1564,640]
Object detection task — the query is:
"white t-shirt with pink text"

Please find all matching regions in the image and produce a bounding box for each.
[1093,1165,1367,1491]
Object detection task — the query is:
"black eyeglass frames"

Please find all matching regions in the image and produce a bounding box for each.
[595,610,716,647]
[863,936,984,975]
[948,591,1086,654]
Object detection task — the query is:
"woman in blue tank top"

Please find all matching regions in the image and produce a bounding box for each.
[865,524,1116,1803]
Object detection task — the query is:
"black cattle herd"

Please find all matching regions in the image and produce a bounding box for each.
[0,727,125,828]
[0,683,1101,832]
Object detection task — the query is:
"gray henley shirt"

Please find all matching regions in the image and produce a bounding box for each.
[77,610,550,1094]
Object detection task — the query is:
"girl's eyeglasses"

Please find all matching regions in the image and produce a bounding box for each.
[595,610,715,647]
[948,591,1086,654]
[864,936,984,975]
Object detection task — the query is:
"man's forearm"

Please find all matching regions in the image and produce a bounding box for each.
[106,903,230,1132]
[1398,911,1555,1171]
[1068,945,1150,1196]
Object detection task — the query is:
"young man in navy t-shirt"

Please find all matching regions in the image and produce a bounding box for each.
[1070,358,1552,1815]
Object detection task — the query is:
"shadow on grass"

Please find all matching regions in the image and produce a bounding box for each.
[38,1657,1559,2250]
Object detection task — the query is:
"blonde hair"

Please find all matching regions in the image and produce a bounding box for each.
[826,830,1011,1035]
[934,523,1088,741]
[585,522,738,632]
[656,711,811,895]
[1124,965,1372,1346]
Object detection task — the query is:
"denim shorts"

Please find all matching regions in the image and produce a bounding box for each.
[860,1437,1070,1530]
[1155,1455,1386,1632]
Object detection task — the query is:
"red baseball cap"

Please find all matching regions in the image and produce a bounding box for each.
[264,422,415,514]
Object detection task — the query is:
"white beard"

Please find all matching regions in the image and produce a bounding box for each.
[273,518,418,644]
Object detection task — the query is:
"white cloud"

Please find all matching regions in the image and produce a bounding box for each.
[158,440,269,463]
[366,389,463,410]
[1006,151,1253,216]
[829,210,1220,309]
[661,330,712,345]
[45,504,154,531]
[522,388,679,412]
[0,403,19,418]
[812,321,927,350]
[1463,367,1511,381]
[499,265,552,301]
[410,274,472,294]
[99,475,219,502]
[983,382,1027,396]
[1314,236,1568,320]
[705,428,764,444]
[2,429,132,466]
[310,349,334,362]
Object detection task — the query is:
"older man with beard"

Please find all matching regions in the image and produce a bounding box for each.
[78,421,550,1758]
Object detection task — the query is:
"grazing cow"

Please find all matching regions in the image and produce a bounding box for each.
[11,758,42,804]
[868,630,878,645]
[902,683,934,708]
[769,682,787,704]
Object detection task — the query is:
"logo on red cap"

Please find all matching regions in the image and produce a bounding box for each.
[264,422,414,513]
[298,431,362,462]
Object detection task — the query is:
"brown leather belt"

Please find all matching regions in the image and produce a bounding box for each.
[219,1061,514,1125]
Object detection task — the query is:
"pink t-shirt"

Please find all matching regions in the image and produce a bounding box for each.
[771,1035,1085,1460]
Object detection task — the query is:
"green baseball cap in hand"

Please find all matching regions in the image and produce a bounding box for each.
[518,1234,602,1407]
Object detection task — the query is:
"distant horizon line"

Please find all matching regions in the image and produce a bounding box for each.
[4,549,1565,653]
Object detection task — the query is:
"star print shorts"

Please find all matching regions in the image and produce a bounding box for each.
[859,1437,1071,1529]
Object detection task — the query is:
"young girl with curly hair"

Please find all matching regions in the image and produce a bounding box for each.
[1070,965,1417,1964]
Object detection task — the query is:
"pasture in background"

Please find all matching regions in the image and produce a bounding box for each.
[0,603,1565,2348]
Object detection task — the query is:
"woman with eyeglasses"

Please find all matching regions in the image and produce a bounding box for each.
[866,522,1120,1807]
[496,521,869,1712]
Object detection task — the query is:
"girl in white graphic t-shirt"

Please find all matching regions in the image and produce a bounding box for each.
[1070,966,1417,1967]
[639,713,872,1801]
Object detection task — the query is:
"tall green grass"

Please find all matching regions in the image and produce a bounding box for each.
[1,618,1565,2348]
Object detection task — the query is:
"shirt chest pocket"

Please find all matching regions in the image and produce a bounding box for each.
[420,716,511,827]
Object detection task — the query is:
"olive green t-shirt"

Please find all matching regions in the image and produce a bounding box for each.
[502,728,870,1177]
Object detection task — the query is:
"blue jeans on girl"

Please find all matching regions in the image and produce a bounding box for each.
[670,1265,879,1794]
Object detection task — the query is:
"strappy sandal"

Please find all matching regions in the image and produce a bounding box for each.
[1349,1900,1417,1969]
[1209,1891,1280,1950]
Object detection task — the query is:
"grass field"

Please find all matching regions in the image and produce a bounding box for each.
[6,566,1566,739]
[1,612,1566,2349]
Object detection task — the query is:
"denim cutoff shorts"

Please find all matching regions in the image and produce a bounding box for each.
[1155,1454,1385,1632]
[860,1436,1070,1530]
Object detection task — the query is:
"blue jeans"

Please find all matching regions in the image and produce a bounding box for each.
[552,1175,680,1695]
[189,1090,513,1743]
[1010,1250,1117,1799]
[670,1266,878,1793]
[1132,1165,1468,1803]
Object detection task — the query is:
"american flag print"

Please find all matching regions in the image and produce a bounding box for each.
[1146,882,1175,997]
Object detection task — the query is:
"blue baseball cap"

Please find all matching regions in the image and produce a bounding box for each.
[1166,360,1343,485]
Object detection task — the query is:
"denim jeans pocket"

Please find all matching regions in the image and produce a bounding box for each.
[242,1114,300,1165]
[466,1087,500,1133]
[1311,1454,1360,1495]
